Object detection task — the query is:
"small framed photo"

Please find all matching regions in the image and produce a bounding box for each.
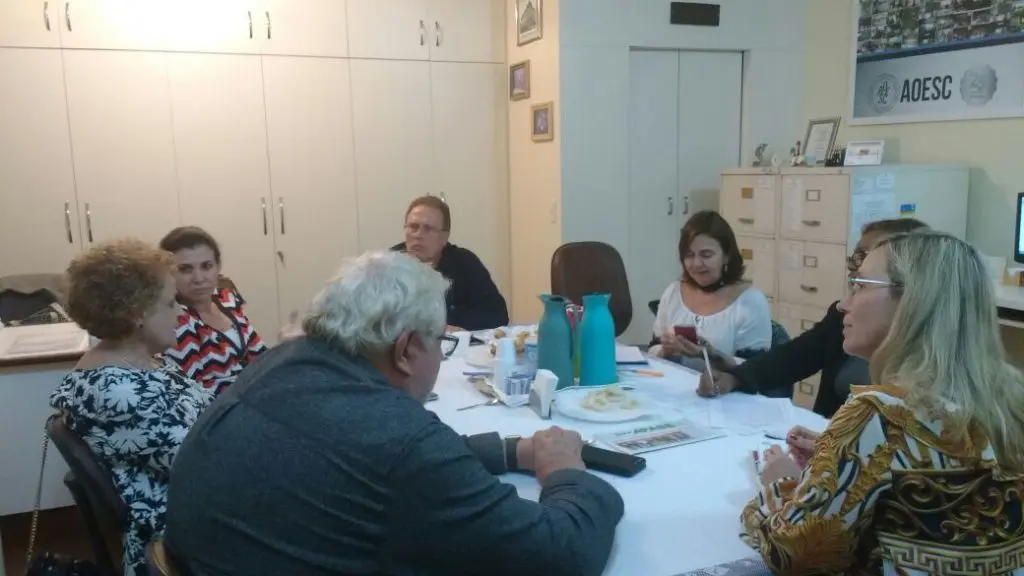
[844,140,885,166]
[516,0,543,46]
[802,116,841,166]
[510,60,530,101]
[531,101,554,142]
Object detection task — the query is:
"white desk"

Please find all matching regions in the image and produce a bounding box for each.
[428,353,826,575]
[995,284,1024,329]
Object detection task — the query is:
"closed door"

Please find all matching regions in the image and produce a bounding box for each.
[347,0,429,60]
[623,49,743,345]
[59,0,167,51]
[350,59,433,252]
[736,235,775,297]
[259,0,347,57]
[0,49,80,275]
[63,50,180,244]
[164,0,256,54]
[167,52,281,342]
[0,0,62,48]
[430,62,509,296]
[262,56,360,320]
[428,0,503,63]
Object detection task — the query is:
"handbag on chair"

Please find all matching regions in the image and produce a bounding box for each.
[24,432,105,576]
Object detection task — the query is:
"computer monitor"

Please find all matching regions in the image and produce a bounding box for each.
[1016,192,1024,264]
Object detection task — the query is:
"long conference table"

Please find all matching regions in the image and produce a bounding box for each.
[431,341,827,576]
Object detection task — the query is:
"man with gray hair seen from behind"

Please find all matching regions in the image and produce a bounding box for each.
[165,251,624,576]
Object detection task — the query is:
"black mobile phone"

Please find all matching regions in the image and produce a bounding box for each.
[581,444,647,477]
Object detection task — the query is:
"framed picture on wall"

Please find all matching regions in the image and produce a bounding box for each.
[802,116,841,166]
[516,0,542,46]
[531,102,554,142]
[510,60,530,101]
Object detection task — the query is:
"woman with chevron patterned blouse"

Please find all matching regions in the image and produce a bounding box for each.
[160,226,267,393]
[742,231,1024,575]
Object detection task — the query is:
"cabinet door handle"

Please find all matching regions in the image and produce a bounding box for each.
[667,197,674,215]
[64,1,71,31]
[799,284,818,293]
[261,197,268,235]
[278,198,285,235]
[683,196,689,215]
[738,217,755,225]
[247,10,253,39]
[84,202,93,242]
[43,2,51,31]
[419,20,425,45]
[64,201,73,243]
[265,11,271,40]
[802,219,821,227]
[438,192,446,203]
[435,21,442,46]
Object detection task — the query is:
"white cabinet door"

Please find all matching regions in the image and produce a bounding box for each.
[164,0,257,54]
[0,0,62,48]
[263,56,359,319]
[0,49,80,275]
[428,0,503,63]
[59,0,167,51]
[350,59,433,252]
[167,52,281,342]
[259,0,347,57]
[430,62,509,295]
[347,0,428,61]
[63,50,180,245]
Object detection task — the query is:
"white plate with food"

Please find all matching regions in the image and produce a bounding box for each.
[554,385,652,423]
[464,326,537,369]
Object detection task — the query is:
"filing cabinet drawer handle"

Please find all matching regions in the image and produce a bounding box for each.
[800,284,818,293]
[802,219,821,227]
[738,217,755,225]
[798,381,815,394]
[800,319,815,331]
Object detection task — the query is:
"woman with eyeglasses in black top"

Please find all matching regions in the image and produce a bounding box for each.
[699,217,928,418]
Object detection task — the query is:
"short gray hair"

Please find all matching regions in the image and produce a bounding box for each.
[302,251,450,356]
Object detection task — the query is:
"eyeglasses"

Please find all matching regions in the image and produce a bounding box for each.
[439,334,459,359]
[847,276,902,294]
[405,223,446,236]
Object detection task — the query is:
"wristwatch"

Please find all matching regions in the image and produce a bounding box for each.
[504,435,521,471]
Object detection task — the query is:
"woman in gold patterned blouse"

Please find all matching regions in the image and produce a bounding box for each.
[741,230,1024,575]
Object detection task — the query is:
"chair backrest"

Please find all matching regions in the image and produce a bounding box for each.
[551,242,633,337]
[146,538,183,576]
[45,414,129,533]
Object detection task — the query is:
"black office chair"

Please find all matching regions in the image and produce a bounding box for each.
[46,414,128,576]
[550,241,633,337]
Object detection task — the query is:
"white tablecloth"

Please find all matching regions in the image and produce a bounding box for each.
[429,351,827,576]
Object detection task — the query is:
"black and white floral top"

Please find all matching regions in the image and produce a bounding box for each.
[50,363,213,576]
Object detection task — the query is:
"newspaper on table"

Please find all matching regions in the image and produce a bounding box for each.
[594,419,723,455]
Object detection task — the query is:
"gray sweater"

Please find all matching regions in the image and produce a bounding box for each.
[165,337,624,576]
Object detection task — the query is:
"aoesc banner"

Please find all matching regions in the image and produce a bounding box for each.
[851,0,1024,125]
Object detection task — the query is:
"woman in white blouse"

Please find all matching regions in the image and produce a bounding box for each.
[650,210,772,364]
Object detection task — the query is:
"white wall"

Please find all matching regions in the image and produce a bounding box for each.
[558,0,807,255]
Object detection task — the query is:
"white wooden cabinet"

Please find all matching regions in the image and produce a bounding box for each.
[59,0,167,51]
[164,0,255,54]
[428,0,504,63]
[166,52,282,341]
[0,0,62,48]
[347,0,429,61]
[350,59,434,252]
[430,62,509,294]
[262,56,360,321]
[0,49,80,275]
[63,50,181,245]
[260,0,348,57]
